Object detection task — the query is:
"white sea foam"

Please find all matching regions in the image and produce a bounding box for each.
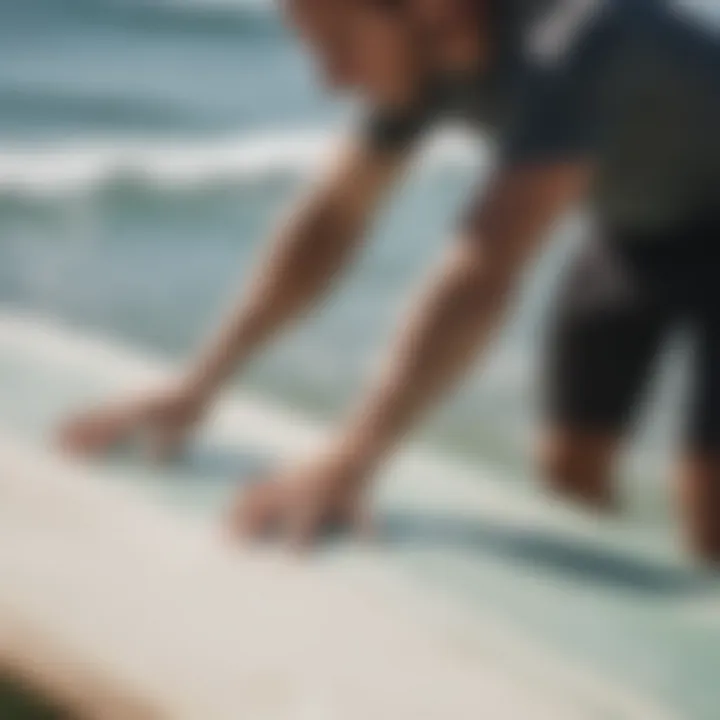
[0,129,484,200]
[166,0,272,12]
[75,0,276,20]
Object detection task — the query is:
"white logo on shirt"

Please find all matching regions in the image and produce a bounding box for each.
[527,0,605,67]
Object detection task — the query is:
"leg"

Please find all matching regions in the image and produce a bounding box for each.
[536,428,619,511]
[677,293,720,563]
[675,454,720,563]
[537,235,671,512]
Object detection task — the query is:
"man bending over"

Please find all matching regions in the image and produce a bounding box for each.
[61,1,720,559]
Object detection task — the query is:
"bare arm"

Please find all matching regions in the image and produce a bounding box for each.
[233,161,593,541]
[337,162,592,470]
[184,136,411,397]
[58,135,411,457]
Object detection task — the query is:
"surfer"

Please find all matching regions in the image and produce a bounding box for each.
[60,1,720,559]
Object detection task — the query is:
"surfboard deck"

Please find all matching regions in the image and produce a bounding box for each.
[0,313,708,719]
[2,432,588,720]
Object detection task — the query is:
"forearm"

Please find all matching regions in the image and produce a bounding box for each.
[340,239,516,465]
[185,197,366,395]
[182,139,407,397]
[338,163,589,470]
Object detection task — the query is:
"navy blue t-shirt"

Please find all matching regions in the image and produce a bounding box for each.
[365,0,720,232]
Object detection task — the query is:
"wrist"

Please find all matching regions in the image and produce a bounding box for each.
[332,425,390,485]
[178,368,218,407]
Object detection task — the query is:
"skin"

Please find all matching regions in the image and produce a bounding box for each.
[536,429,619,512]
[58,0,720,561]
[676,455,720,560]
[538,431,720,562]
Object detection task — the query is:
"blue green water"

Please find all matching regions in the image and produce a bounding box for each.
[1,2,719,718]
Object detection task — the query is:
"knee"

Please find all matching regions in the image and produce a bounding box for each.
[682,512,720,564]
[536,432,615,511]
[677,456,720,565]
[537,438,585,496]
[688,536,720,566]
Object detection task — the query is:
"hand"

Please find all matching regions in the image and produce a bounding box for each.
[226,448,375,548]
[58,379,210,460]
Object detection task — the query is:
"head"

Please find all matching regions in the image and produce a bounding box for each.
[283,0,487,109]
[283,0,421,108]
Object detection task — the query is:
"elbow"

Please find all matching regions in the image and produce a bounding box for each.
[450,238,522,311]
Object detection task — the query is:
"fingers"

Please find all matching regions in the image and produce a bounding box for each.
[57,391,197,461]
[58,406,131,456]
[349,502,377,542]
[288,496,327,550]
[288,490,372,549]
[228,474,374,550]
[226,479,281,540]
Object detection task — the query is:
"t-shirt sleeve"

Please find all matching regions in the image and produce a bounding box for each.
[361,109,425,152]
[501,3,614,165]
[361,99,436,154]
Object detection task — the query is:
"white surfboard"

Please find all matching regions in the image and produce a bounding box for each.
[2,432,585,720]
[0,313,678,719]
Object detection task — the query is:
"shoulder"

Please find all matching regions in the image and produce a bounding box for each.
[500,0,621,164]
[518,0,617,71]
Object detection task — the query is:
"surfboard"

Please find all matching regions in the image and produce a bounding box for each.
[0,313,702,718]
[4,430,590,720]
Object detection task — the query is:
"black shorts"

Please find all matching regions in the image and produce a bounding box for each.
[546,219,720,452]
